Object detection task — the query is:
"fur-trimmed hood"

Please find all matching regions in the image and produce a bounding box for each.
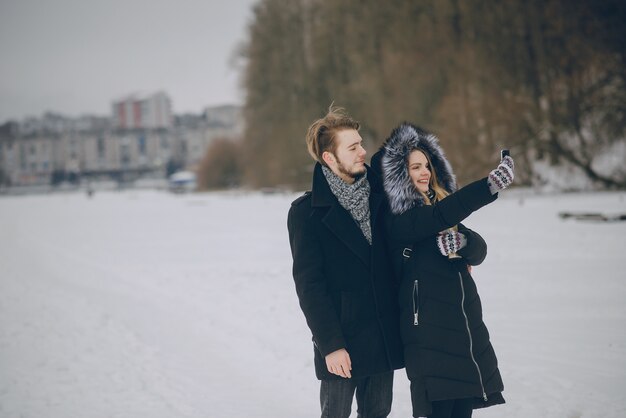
[381,123,457,215]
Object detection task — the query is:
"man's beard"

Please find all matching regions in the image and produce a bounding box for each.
[336,155,366,180]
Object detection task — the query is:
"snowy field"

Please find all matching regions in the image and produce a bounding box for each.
[1,189,625,418]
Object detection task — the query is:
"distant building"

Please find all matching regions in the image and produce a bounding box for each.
[175,105,243,170]
[203,104,243,134]
[112,91,173,130]
[0,133,54,186]
[0,101,243,188]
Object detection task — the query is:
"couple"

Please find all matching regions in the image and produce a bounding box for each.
[287,106,514,418]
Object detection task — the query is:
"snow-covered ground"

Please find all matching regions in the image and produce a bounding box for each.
[1,189,625,418]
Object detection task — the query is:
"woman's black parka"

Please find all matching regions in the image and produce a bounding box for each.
[378,123,505,416]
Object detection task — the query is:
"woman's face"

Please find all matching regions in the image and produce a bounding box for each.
[408,150,431,193]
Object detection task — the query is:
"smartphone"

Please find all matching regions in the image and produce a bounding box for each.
[501,149,510,159]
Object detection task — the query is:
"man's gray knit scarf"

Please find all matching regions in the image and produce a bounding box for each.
[322,166,372,245]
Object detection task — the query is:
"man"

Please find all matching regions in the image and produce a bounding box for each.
[287,106,404,418]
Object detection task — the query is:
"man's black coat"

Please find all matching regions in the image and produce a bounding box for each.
[287,163,404,380]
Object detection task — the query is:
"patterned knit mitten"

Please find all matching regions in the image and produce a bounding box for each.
[436,230,467,256]
[488,155,515,194]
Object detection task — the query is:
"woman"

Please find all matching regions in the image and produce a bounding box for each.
[379,123,513,418]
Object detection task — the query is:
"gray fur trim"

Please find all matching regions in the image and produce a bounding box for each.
[381,123,457,215]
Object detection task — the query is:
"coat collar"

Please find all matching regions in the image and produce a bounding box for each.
[310,163,385,267]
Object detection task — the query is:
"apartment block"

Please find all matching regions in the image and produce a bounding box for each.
[112,92,172,130]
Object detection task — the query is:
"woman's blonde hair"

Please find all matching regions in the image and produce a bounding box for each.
[305,104,360,165]
[412,148,449,205]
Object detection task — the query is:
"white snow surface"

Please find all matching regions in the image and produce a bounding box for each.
[1,189,625,418]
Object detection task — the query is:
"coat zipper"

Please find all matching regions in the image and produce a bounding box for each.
[412,280,419,326]
[458,272,488,402]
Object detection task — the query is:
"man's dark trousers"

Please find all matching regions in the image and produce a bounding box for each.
[320,372,394,418]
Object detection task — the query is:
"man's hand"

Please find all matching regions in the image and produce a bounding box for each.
[325,348,352,378]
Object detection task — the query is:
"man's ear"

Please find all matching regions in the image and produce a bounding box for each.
[322,151,334,167]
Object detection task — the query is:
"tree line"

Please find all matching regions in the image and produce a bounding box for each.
[203,0,626,190]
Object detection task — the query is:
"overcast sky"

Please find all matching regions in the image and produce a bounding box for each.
[0,0,259,122]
